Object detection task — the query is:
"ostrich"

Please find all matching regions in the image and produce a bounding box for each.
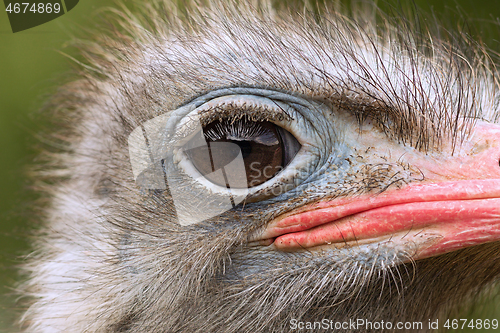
[20,1,500,332]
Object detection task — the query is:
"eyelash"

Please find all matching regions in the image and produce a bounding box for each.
[173,101,295,148]
[204,118,275,141]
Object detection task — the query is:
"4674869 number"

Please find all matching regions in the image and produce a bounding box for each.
[444,318,499,330]
[5,2,61,14]
[4,0,78,32]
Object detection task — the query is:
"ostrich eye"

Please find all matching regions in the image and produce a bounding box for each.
[129,90,320,224]
[184,118,301,188]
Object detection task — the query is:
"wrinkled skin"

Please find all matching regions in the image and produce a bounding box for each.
[20,2,500,332]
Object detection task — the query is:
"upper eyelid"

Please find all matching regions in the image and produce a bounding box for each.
[197,100,294,125]
[177,86,308,109]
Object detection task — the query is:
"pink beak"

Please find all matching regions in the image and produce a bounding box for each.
[260,121,500,261]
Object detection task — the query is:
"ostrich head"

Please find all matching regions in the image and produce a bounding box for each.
[21,1,500,332]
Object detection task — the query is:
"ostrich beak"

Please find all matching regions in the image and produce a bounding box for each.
[260,121,500,261]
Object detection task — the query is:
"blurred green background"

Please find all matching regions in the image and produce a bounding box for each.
[1,0,500,331]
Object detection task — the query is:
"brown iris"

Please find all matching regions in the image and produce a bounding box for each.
[184,118,300,188]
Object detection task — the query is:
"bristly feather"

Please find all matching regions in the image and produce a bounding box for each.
[18,1,500,332]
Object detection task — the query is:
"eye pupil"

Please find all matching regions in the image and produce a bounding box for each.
[238,141,254,159]
[184,119,300,188]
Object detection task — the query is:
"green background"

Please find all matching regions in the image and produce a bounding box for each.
[1,0,500,331]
